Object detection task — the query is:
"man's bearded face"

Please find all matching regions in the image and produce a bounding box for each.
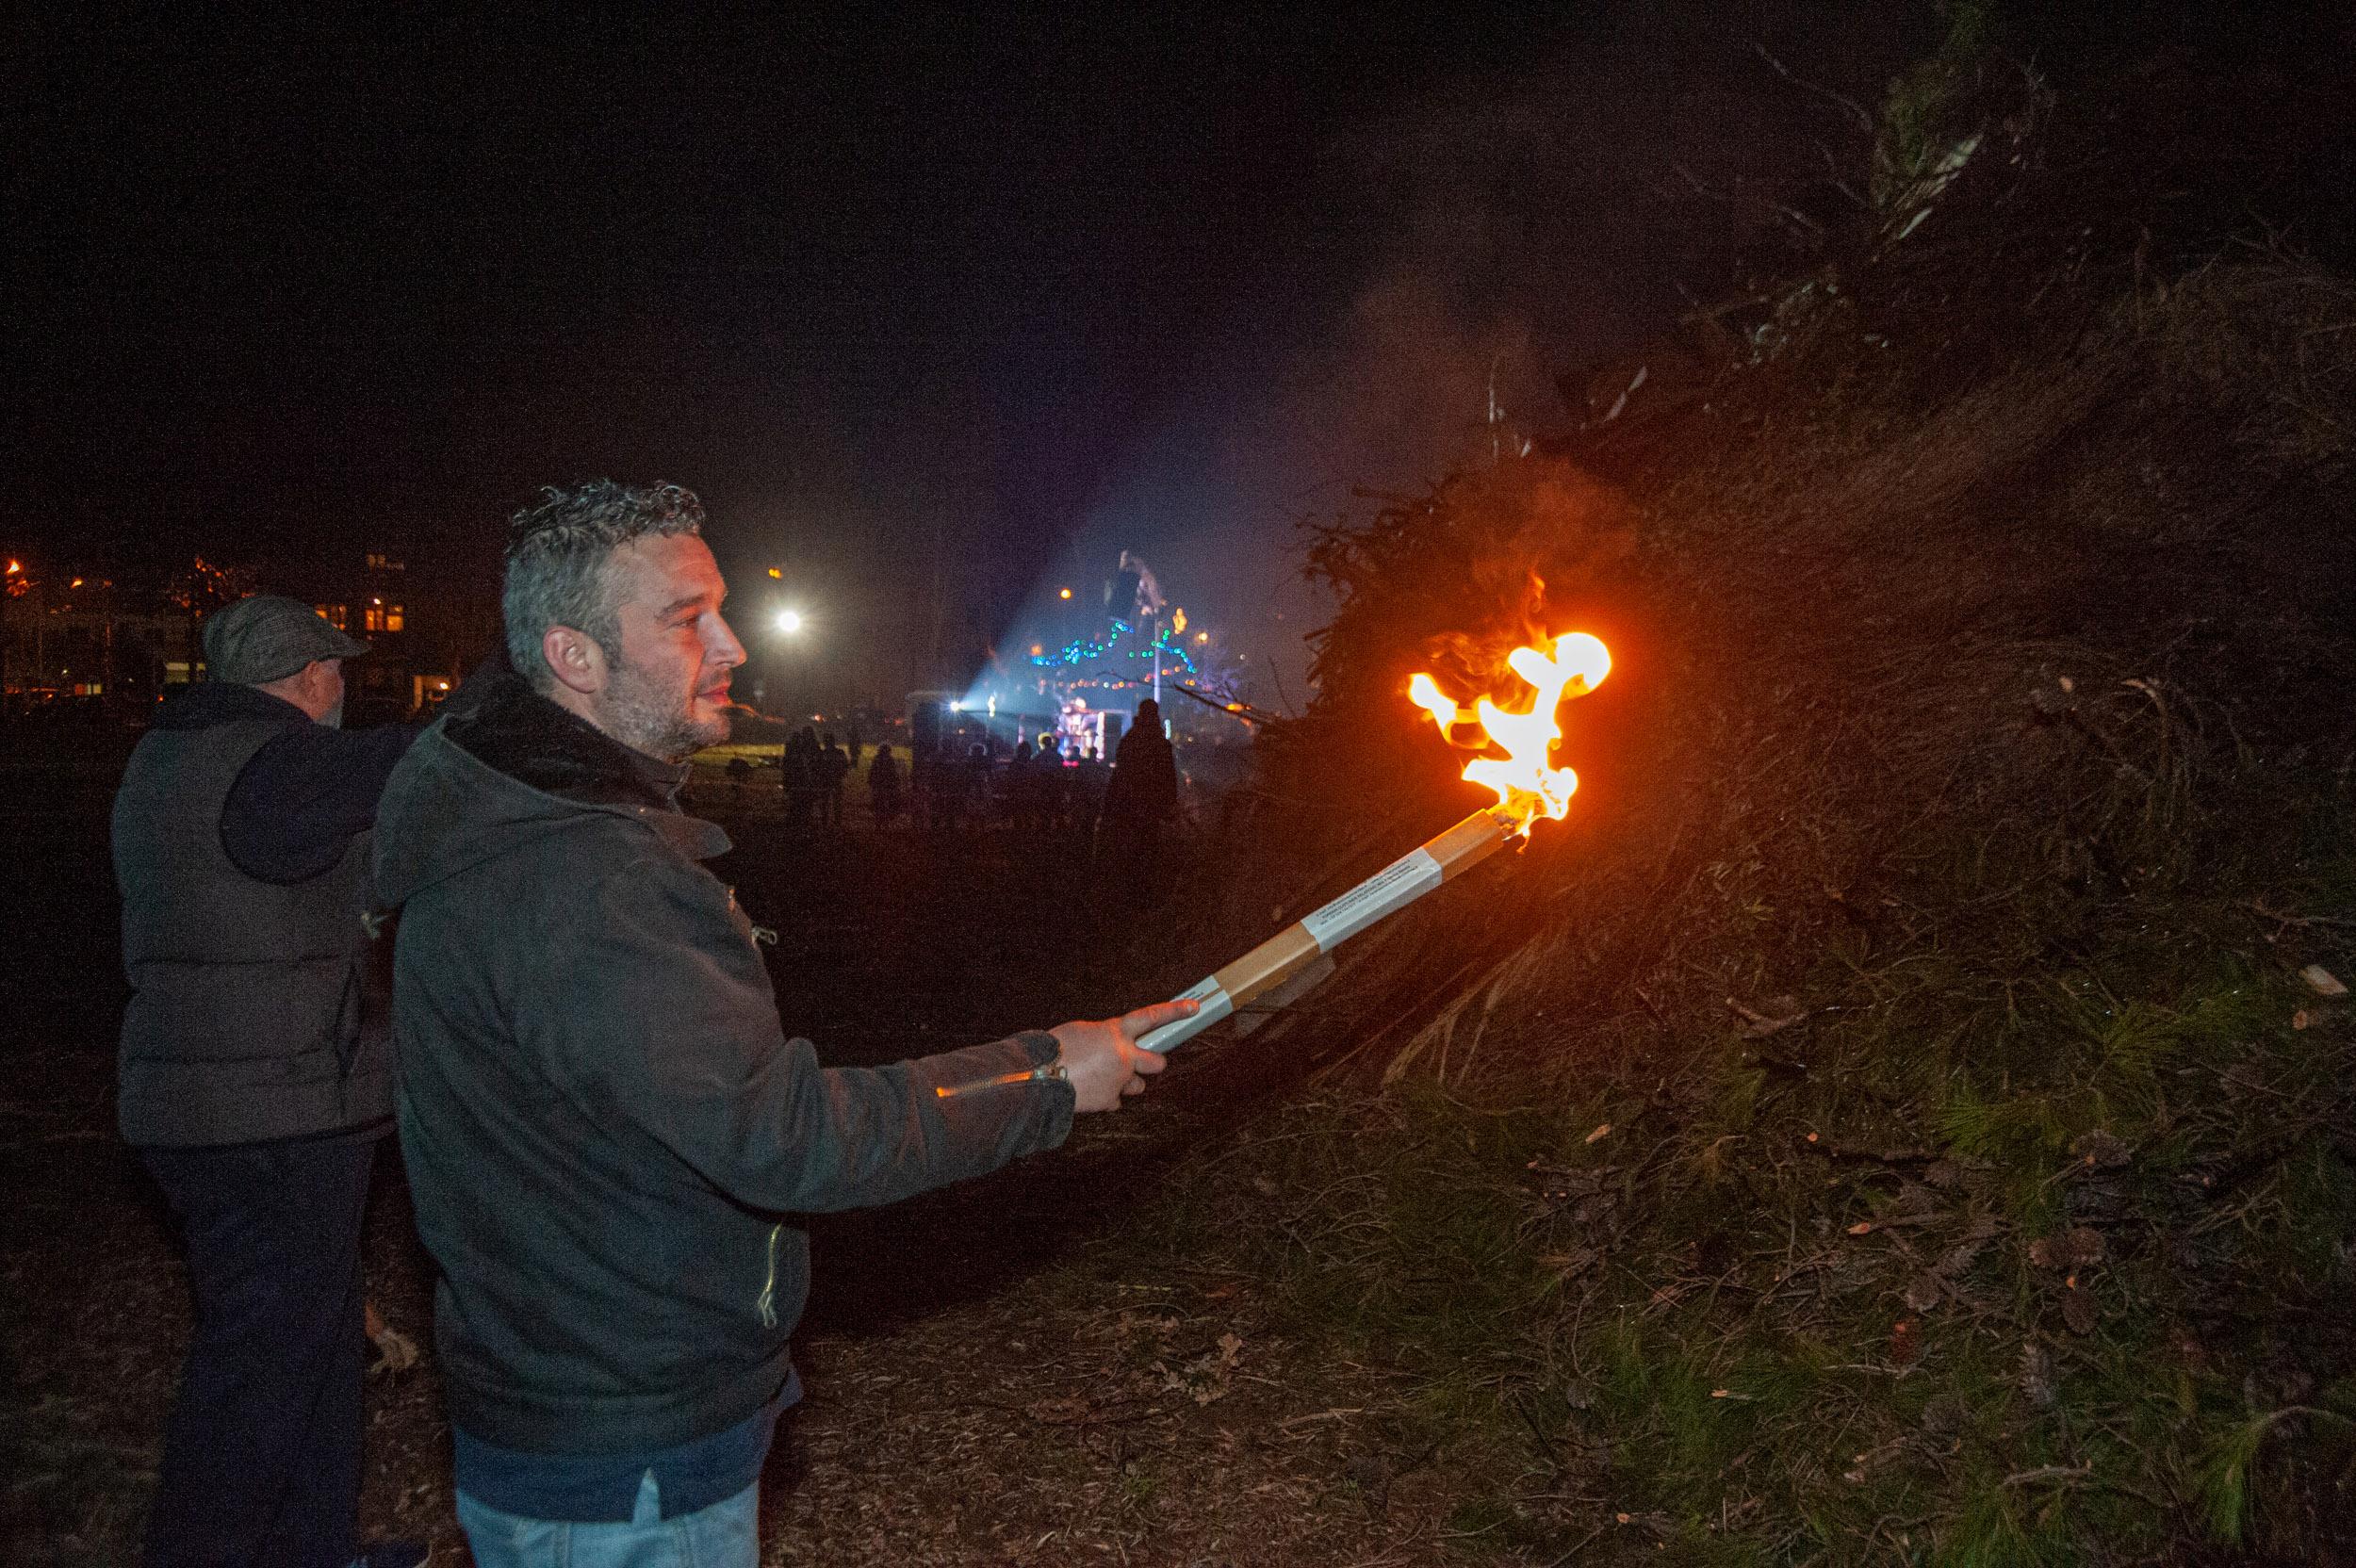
[594,535,745,763]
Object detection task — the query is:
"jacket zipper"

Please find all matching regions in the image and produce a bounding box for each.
[725,885,779,948]
[935,1054,1070,1100]
[757,1224,781,1328]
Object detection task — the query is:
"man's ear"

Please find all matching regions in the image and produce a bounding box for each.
[541,626,608,696]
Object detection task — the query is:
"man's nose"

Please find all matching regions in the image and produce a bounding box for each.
[709,615,747,668]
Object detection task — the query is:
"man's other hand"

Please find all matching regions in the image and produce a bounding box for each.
[1049,999,1194,1113]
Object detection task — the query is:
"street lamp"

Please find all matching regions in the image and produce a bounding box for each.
[757,608,809,714]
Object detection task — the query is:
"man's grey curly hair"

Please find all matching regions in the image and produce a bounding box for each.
[502,481,705,692]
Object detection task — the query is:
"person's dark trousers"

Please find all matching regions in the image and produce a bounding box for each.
[137,1128,381,1568]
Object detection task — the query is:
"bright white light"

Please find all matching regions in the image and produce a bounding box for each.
[949,700,964,712]
[775,610,804,634]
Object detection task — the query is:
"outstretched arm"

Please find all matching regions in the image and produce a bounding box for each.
[536,851,1187,1214]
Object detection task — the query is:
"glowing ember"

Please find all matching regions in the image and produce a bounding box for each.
[1408,631,1610,835]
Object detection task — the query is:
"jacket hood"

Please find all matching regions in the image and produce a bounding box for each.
[372,678,726,910]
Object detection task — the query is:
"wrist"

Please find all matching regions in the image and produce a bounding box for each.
[1017,1029,1064,1074]
[1020,1028,1072,1084]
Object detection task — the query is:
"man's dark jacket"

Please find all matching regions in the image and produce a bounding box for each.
[374,683,1074,1455]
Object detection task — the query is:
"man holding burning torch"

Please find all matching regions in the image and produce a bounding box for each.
[372,481,1187,1566]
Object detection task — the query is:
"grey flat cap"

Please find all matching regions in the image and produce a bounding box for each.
[203,596,372,685]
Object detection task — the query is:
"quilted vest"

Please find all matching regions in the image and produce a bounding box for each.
[113,716,382,1146]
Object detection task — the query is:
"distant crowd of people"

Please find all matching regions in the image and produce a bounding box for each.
[715,701,1181,863]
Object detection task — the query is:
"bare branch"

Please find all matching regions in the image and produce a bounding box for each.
[1816,140,1873,209]
[1756,41,1875,139]
[1669,160,1824,240]
[1670,160,1734,203]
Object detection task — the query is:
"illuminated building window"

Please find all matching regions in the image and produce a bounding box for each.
[316,604,349,629]
[386,604,403,632]
[362,604,406,633]
[366,552,404,571]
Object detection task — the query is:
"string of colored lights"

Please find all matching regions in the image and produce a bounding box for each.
[1029,616,1201,680]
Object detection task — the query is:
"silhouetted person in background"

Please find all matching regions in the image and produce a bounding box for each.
[781,727,820,828]
[817,733,850,826]
[1006,739,1038,833]
[1103,698,1177,901]
[1036,737,1063,834]
[867,743,903,827]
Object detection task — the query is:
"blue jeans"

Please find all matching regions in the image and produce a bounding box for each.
[457,1473,759,1568]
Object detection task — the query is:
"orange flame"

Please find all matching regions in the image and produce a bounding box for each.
[1408,631,1611,836]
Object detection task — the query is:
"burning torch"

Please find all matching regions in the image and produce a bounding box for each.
[933,629,1609,1100]
[1132,630,1611,1056]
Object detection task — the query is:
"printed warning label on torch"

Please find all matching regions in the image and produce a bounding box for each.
[1300,848,1443,952]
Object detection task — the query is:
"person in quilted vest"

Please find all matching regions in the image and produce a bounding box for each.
[113,594,431,1568]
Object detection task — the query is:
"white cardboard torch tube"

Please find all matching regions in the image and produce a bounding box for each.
[1133,807,1518,1056]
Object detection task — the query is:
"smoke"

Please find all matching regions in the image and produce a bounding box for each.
[1052,7,1920,709]
[1026,6,1936,727]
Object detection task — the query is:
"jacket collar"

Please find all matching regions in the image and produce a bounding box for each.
[446,678,692,816]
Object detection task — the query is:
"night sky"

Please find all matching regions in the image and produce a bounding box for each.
[6,4,1928,701]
